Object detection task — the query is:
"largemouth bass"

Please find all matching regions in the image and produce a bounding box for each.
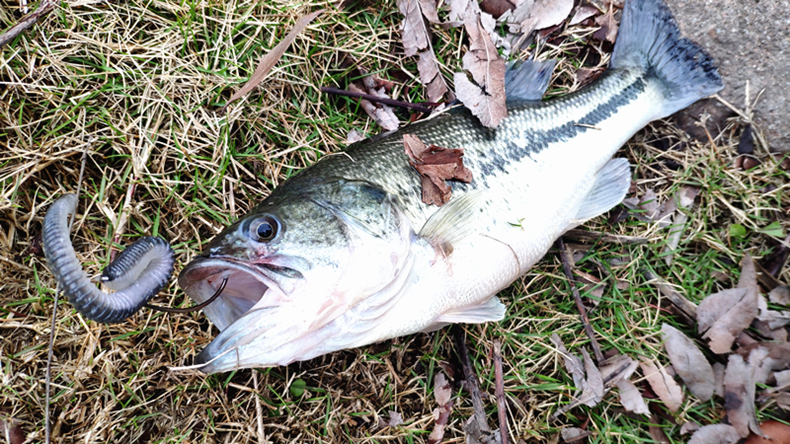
[180,0,722,373]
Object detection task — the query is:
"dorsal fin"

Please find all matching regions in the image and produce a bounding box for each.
[505,59,557,102]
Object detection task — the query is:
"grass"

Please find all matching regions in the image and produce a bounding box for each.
[1,0,789,442]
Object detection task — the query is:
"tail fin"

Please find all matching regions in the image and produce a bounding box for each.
[610,0,723,118]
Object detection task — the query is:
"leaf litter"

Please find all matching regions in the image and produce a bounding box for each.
[403,134,473,206]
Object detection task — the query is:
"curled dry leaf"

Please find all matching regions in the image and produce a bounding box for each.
[579,348,604,407]
[660,324,715,401]
[639,359,684,413]
[454,10,508,128]
[649,423,671,444]
[724,353,763,438]
[688,424,742,444]
[427,372,454,444]
[404,134,473,206]
[222,10,324,112]
[663,186,700,265]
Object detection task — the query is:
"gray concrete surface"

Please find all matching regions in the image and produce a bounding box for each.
[666,0,790,152]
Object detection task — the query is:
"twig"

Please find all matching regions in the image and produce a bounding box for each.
[642,268,697,322]
[558,238,604,363]
[44,286,58,444]
[321,87,434,114]
[46,148,88,444]
[452,325,489,433]
[253,371,265,443]
[563,229,649,245]
[493,340,508,444]
[0,0,55,49]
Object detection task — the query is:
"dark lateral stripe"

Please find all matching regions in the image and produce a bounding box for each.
[469,74,648,179]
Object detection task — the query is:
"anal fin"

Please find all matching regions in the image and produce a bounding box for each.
[574,158,632,222]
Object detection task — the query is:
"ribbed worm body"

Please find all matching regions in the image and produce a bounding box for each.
[42,194,175,323]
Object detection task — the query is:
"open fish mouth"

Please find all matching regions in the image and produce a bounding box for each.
[178,257,294,332]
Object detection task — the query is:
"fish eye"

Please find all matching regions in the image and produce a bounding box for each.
[250,216,279,242]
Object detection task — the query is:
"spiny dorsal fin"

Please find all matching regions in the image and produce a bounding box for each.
[505,59,557,103]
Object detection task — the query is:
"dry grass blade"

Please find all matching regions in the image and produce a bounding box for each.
[222,9,325,112]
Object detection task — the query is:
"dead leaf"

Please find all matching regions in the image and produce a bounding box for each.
[639,359,684,413]
[579,348,603,407]
[346,129,365,144]
[724,353,763,438]
[551,334,585,393]
[576,67,603,87]
[663,186,700,265]
[648,422,670,444]
[454,11,508,128]
[688,424,742,444]
[222,10,324,112]
[398,0,430,56]
[387,410,404,427]
[681,422,702,435]
[348,83,400,131]
[617,378,649,415]
[744,421,790,444]
[769,285,790,305]
[420,0,442,23]
[592,3,618,43]
[418,50,451,103]
[507,0,574,36]
[569,5,599,25]
[480,0,517,19]
[427,372,454,444]
[660,324,715,401]
[713,362,726,397]
[622,189,659,222]
[0,416,24,444]
[404,134,473,206]
[697,285,758,354]
[561,427,592,443]
[599,353,638,387]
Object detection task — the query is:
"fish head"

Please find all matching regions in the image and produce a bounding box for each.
[178,179,415,372]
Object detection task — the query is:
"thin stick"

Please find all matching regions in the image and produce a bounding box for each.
[452,325,489,433]
[253,371,265,443]
[321,87,434,114]
[0,0,55,48]
[493,340,508,444]
[558,238,604,363]
[45,148,89,444]
[563,228,649,245]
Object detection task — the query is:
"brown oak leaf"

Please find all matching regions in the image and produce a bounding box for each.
[404,134,472,206]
